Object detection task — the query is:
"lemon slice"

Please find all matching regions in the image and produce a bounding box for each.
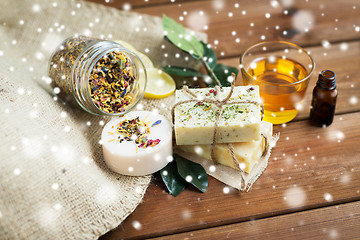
[144,68,176,99]
[114,39,137,52]
[134,50,154,69]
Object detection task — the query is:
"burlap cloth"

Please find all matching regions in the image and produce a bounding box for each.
[0,0,205,239]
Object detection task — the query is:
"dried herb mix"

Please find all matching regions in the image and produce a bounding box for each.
[114,117,161,149]
[48,36,137,114]
[89,51,135,113]
[49,36,95,103]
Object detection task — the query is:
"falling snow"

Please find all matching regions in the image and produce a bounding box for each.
[284,187,306,208]
[182,209,192,220]
[186,11,209,31]
[349,96,358,105]
[223,187,230,194]
[132,220,142,230]
[292,10,315,32]
[1,0,359,238]
[324,193,333,202]
[209,165,216,172]
[185,175,193,182]
[212,0,225,10]
[96,184,120,206]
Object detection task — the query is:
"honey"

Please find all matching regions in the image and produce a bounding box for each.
[242,56,309,124]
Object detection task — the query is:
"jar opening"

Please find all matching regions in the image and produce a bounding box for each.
[321,70,335,80]
[72,40,147,116]
[49,36,147,116]
[317,70,336,90]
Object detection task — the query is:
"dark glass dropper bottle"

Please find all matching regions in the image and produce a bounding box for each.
[309,70,338,127]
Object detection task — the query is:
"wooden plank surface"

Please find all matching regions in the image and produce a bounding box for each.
[154,201,360,240]
[86,0,360,239]
[101,111,360,239]
[132,0,360,57]
[86,0,360,58]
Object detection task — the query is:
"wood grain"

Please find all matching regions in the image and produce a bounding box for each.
[100,111,360,239]
[131,0,360,57]
[153,201,360,240]
[86,1,360,239]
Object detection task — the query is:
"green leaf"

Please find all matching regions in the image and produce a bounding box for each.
[163,14,204,57]
[175,154,208,193]
[202,41,217,69]
[160,160,187,197]
[162,66,204,77]
[212,63,239,87]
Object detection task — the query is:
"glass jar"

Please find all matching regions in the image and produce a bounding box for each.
[48,35,147,116]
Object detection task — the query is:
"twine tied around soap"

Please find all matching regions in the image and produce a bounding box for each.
[172,73,272,191]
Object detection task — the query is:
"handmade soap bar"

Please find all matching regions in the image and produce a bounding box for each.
[178,121,272,173]
[101,111,172,176]
[174,86,261,145]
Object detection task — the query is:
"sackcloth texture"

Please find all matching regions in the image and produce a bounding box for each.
[0,0,206,239]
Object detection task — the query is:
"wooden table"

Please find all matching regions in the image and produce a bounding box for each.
[87,0,360,239]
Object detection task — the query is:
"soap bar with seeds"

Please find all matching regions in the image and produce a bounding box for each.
[174,86,261,145]
[177,121,272,173]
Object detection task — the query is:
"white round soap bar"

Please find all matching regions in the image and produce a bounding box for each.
[102,111,172,176]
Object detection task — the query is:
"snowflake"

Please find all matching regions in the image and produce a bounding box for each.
[321,40,331,49]
[13,168,21,176]
[53,203,62,211]
[123,3,131,11]
[185,175,193,182]
[281,0,295,8]
[349,96,358,105]
[340,43,348,51]
[270,0,280,8]
[284,187,306,208]
[132,220,142,230]
[212,0,225,10]
[209,165,216,172]
[340,174,351,184]
[324,192,333,202]
[36,205,60,229]
[52,183,59,190]
[32,4,41,12]
[186,11,209,31]
[292,10,315,33]
[182,209,192,220]
[96,184,119,206]
[166,155,173,162]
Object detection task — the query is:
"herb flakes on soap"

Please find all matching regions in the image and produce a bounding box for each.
[115,117,161,149]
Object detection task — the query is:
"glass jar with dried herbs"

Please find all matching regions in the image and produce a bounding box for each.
[48,35,147,116]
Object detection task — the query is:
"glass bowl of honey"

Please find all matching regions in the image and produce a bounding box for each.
[240,41,315,124]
